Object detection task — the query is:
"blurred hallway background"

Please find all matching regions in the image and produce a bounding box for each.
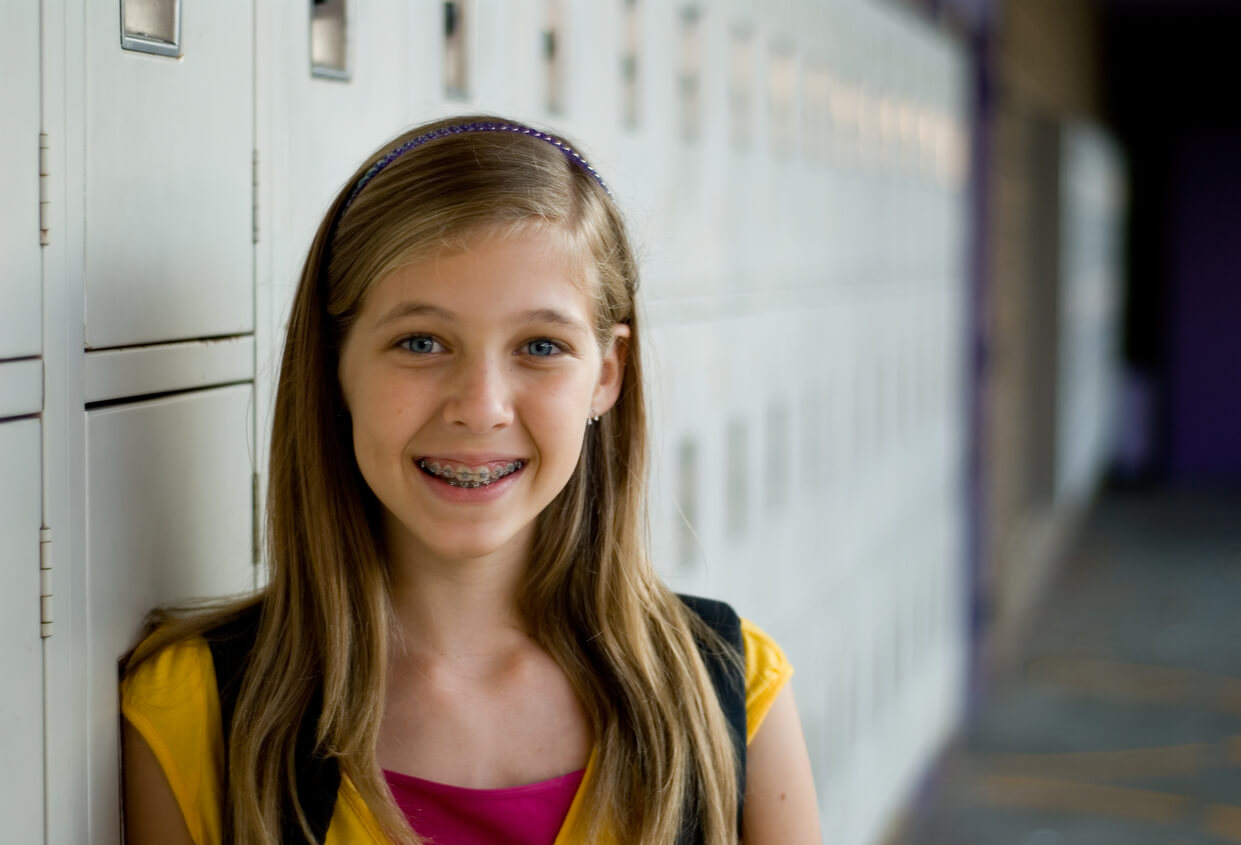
[887,0,1241,841]
[893,489,1241,844]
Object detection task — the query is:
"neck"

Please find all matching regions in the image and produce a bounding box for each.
[385,533,534,662]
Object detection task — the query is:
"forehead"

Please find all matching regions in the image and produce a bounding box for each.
[358,225,599,325]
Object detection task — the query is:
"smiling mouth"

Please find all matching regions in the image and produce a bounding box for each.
[417,459,524,488]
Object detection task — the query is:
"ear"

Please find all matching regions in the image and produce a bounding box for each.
[591,323,631,416]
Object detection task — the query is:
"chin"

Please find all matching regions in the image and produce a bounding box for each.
[380,503,538,567]
[414,525,530,565]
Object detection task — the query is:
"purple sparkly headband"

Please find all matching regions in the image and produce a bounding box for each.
[341,120,612,215]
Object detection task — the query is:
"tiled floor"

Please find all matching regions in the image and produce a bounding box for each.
[895,490,1241,845]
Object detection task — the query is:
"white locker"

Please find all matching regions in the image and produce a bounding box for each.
[0,1,42,360]
[86,384,255,838]
[0,418,45,845]
[84,1,255,348]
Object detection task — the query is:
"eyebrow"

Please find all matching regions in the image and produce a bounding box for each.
[374,302,453,328]
[373,302,589,333]
[519,308,590,332]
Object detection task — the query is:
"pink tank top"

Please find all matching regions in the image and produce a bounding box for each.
[384,767,586,845]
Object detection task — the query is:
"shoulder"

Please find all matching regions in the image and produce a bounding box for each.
[676,594,794,743]
[738,617,793,742]
[121,633,225,845]
[122,633,219,721]
[122,601,262,731]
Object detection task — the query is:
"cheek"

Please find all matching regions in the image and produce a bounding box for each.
[348,383,411,460]
[530,378,593,463]
[349,417,384,484]
[536,372,594,421]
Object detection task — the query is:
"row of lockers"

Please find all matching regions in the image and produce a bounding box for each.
[647,288,963,569]
[1,1,970,843]
[646,284,967,845]
[0,385,255,842]
[1,0,964,359]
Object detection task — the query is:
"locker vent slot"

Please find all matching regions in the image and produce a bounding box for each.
[725,420,748,539]
[728,27,755,151]
[311,0,350,80]
[676,437,700,571]
[121,0,182,57]
[679,6,702,143]
[621,0,640,128]
[444,1,470,99]
[543,0,564,114]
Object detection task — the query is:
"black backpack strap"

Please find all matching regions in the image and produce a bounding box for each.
[205,604,340,844]
[677,594,747,840]
[206,597,745,843]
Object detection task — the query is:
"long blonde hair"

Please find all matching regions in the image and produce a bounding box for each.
[124,116,739,844]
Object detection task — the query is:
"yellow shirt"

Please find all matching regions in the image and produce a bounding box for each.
[122,618,792,844]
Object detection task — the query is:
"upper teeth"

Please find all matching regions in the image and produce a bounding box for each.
[419,460,522,487]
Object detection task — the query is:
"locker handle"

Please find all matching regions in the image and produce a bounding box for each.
[121,0,182,58]
[311,0,350,80]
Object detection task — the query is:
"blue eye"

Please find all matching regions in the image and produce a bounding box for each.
[399,335,442,354]
[524,339,562,357]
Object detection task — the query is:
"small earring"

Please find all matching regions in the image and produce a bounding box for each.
[587,409,600,426]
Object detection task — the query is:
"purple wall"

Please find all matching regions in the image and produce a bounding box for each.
[1166,131,1241,483]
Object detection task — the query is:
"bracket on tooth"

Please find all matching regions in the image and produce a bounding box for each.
[419,459,522,487]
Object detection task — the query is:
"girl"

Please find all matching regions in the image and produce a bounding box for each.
[121,116,821,845]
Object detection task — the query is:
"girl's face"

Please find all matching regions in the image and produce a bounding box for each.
[337,226,628,569]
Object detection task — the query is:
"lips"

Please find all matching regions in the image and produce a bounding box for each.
[416,458,525,488]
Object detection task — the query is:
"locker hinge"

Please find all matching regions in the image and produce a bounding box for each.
[252,150,260,244]
[39,133,50,246]
[252,472,261,564]
[39,526,53,638]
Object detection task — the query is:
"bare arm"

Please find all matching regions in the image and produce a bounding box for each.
[121,718,196,845]
[742,685,822,844]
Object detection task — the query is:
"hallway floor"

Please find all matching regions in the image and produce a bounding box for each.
[895,490,1241,845]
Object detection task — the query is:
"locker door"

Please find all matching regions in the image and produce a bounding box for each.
[0,419,45,845]
[269,0,413,311]
[84,0,255,348]
[86,385,254,838]
[0,1,42,359]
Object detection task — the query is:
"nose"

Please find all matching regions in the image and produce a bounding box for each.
[442,353,514,433]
